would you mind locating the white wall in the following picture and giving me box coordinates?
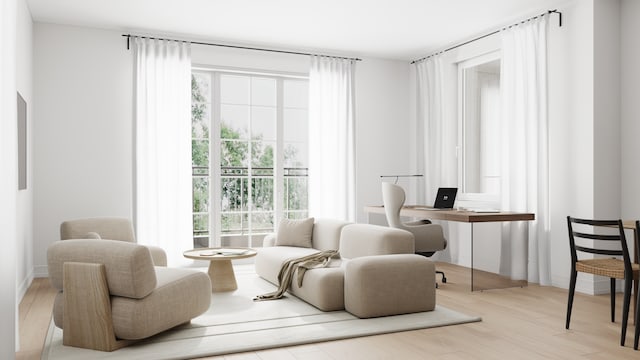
[32,23,412,274]
[621,1,640,222]
[548,0,625,295]
[593,0,623,293]
[593,0,621,220]
[548,0,597,293]
[16,0,34,303]
[1,0,18,356]
[33,24,134,276]
[355,58,411,223]
[192,43,309,74]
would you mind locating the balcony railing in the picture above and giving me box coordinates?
[193,166,309,177]
[191,165,308,246]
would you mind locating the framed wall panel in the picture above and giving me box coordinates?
[17,92,26,190]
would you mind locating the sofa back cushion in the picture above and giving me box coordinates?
[47,239,157,299]
[60,217,136,242]
[312,218,352,250]
[339,224,414,259]
[275,217,315,248]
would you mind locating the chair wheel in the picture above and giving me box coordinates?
[442,277,447,283]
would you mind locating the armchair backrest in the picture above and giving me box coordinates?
[47,239,157,299]
[60,217,136,242]
[381,182,406,229]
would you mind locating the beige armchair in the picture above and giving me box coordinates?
[47,239,211,351]
[60,217,167,266]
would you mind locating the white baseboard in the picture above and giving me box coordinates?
[16,270,33,302]
[553,273,624,295]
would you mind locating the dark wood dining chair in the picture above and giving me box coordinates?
[566,216,639,347]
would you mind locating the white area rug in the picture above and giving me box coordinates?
[42,266,481,360]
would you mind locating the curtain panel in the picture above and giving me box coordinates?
[416,56,446,205]
[500,16,550,285]
[134,38,193,266]
[414,56,456,264]
[308,56,356,222]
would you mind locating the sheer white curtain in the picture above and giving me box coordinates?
[415,56,456,204]
[415,55,456,264]
[308,56,356,222]
[134,38,193,267]
[416,56,443,204]
[500,16,550,285]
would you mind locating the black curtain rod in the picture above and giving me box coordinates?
[411,9,562,64]
[380,175,423,178]
[122,34,362,62]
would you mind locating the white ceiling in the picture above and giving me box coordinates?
[26,0,568,61]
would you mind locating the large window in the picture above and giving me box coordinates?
[191,70,309,248]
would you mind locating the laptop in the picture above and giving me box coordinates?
[433,187,458,209]
[412,187,458,210]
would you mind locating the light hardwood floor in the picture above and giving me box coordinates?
[17,262,640,360]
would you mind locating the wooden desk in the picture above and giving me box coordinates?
[364,205,535,223]
[364,205,535,291]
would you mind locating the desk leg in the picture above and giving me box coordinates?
[470,221,528,292]
[470,223,474,291]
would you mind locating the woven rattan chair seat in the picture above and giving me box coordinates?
[575,258,639,279]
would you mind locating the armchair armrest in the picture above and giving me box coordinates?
[47,239,157,298]
[62,262,132,351]
[146,245,167,266]
[339,224,414,259]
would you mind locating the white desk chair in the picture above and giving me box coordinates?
[381,182,447,285]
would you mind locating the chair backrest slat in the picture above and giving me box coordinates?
[574,246,623,257]
[567,216,632,274]
[571,232,622,242]
[571,218,619,227]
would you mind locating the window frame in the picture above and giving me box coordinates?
[191,65,309,248]
[456,51,502,206]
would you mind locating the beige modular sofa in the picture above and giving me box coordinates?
[255,219,436,318]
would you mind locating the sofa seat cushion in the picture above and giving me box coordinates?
[255,246,321,285]
[255,246,345,311]
[289,266,345,311]
[111,267,211,340]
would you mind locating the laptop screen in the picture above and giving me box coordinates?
[433,187,458,209]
